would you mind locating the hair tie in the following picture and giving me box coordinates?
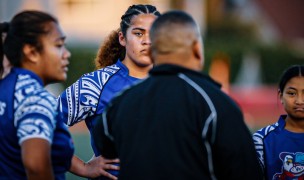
[0,22,10,32]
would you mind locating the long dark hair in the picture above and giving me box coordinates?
[0,10,57,77]
[94,4,161,69]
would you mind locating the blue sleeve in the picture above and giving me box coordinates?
[58,72,102,126]
[253,130,266,171]
[14,76,56,145]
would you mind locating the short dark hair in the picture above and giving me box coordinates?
[150,10,200,55]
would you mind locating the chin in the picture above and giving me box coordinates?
[138,60,153,67]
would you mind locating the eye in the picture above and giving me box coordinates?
[134,32,143,37]
[56,43,65,48]
[286,91,296,96]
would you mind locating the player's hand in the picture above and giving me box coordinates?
[85,155,120,179]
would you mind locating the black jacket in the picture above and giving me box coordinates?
[93,64,263,180]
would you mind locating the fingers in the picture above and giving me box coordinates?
[102,171,118,180]
[103,163,120,170]
[100,164,119,180]
[102,157,120,163]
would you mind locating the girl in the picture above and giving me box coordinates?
[0,11,74,179]
[58,4,161,179]
[253,65,304,179]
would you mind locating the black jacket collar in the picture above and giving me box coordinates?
[149,64,221,88]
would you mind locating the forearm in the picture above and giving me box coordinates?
[26,168,54,180]
[69,155,87,177]
[69,154,119,179]
[22,139,54,180]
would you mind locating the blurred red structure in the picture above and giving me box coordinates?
[229,85,285,130]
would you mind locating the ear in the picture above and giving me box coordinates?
[193,41,202,60]
[118,31,126,47]
[193,40,204,70]
[147,47,155,64]
[23,44,40,63]
[278,89,283,104]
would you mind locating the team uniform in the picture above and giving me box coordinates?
[58,60,139,178]
[94,64,263,180]
[253,115,304,179]
[58,60,139,154]
[0,68,74,179]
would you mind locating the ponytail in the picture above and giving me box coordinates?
[94,29,125,69]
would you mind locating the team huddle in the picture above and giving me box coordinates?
[0,3,304,180]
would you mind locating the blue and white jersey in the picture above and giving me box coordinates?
[253,115,304,180]
[0,68,74,180]
[58,60,139,155]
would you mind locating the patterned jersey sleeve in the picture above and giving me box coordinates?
[14,74,56,145]
[253,130,266,171]
[252,123,278,173]
[58,71,103,126]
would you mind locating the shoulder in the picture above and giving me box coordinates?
[79,64,122,86]
[83,64,121,78]
[14,73,57,119]
[253,121,280,141]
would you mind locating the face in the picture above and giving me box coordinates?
[119,14,157,68]
[280,76,304,121]
[39,22,70,84]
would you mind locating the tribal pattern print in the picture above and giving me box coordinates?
[253,122,279,169]
[58,64,120,126]
[14,74,56,144]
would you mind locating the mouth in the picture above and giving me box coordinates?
[62,66,69,73]
[141,49,149,55]
[294,107,304,112]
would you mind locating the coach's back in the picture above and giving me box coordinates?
[93,10,263,180]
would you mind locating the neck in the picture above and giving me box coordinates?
[122,59,152,79]
[154,53,202,72]
[21,63,46,85]
[285,116,304,133]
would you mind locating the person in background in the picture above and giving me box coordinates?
[1,33,11,79]
[58,4,161,179]
[0,10,74,179]
[253,65,304,179]
[93,10,263,180]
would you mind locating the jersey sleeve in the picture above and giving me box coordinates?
[14,75,56,145]
[253,124,277,173]
[57,72,102,126]
[253,130,266,171]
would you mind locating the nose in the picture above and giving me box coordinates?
[295,93,304,104]
[63,47,71,60]
[142,35,151,45]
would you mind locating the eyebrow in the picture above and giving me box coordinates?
[131,27,146,31]
[55,36,66,42]
[286,87,297,91]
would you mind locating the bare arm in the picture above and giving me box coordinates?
[21,138,54,180]
[69,154,119,179]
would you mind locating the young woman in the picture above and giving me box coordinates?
[58,4,161,179]
[253,65,304,179]
[0,11,74,179]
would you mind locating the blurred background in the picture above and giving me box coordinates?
[1,0,304,179]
